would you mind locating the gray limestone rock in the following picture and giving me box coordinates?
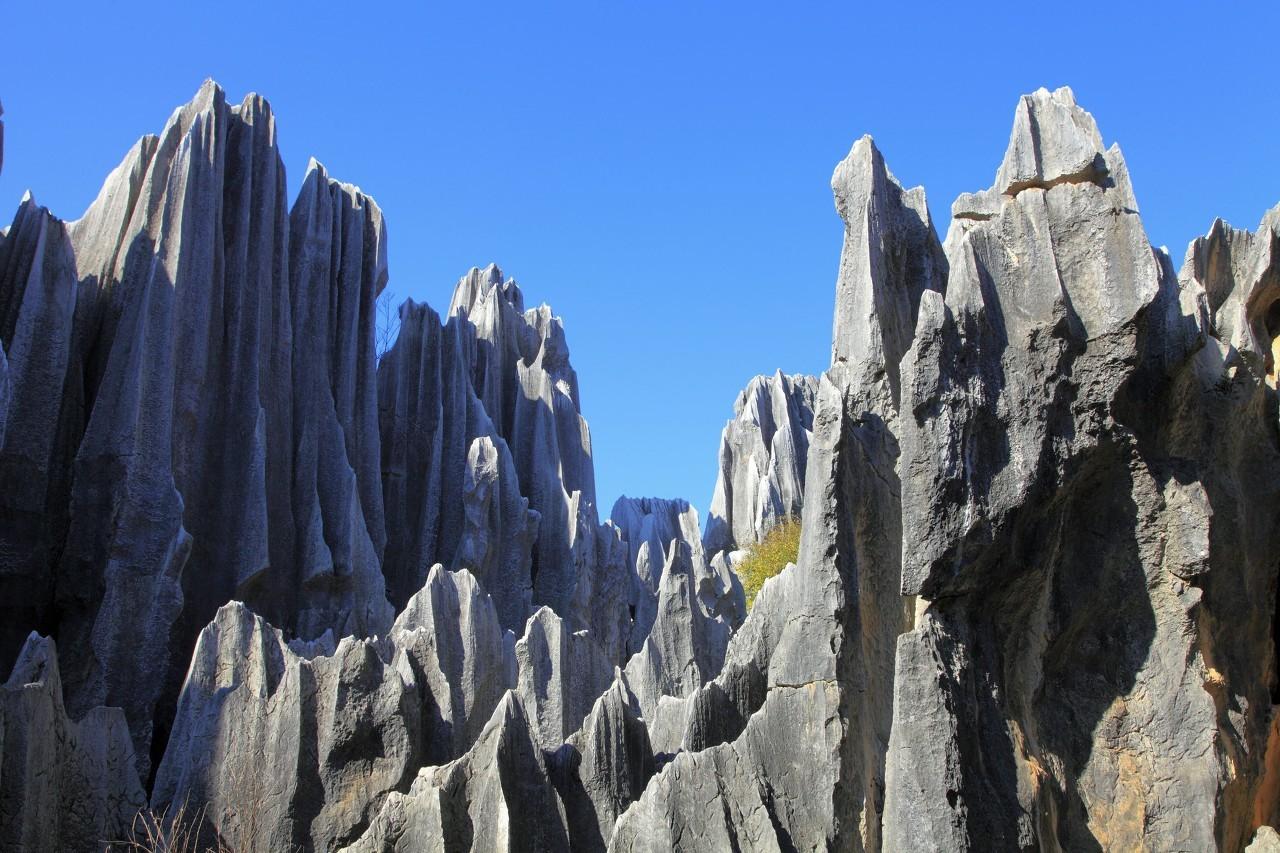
[3,77,1280,853]
[1250,827,1280,853]
[378,271,631,665]
[702,371,818,560]
[612,362,910,851]
[0,82,394,783]
[830,135,946,407]
[0,633,145,853]
[548,680,655,853]
[610,495,744,654]
[288,158,395,641]
[343,692,570,853]
[153,566,514,852]
[377,296,539,630]
[0,195,80,667]
[619,533,740,743]
[884,86,1280,852]
[515,606,615,751]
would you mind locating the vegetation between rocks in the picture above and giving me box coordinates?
[736,518,801,609]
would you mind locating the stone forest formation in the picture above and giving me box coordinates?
[0,82,1278,852]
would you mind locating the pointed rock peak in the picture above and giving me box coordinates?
[448,263,522,316]
[520,605,559,639]
[166,78,226,130]
[233,90,276,124]
[994,85,1108,197]
[828,131,944,397]
[301,156,375,204]
[6,631,59,689]
[831,134,899,220]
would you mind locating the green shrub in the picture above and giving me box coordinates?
[735,518,801,609]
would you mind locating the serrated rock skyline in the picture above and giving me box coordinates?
[1,81,1278,851]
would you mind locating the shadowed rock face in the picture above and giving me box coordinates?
[0,83,396,783]
[0,633,145,853]
[3,81,1280,853]
[378,269,634,666]
[886,88,1280,852]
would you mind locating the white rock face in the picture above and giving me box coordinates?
[703,371,818,558]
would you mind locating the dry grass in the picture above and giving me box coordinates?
[735,518,801,609]
[103,799,230,853]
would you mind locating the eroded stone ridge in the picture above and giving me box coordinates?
[1,81,1278,853]
[703,371,818,562]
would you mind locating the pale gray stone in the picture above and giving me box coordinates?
[830,134,945,406]
[344,692,569,853]
[379,270,631,664]
[884,86,1280,852]
[515,606,614,751]
[548,680,655,853]
[703,371,817,559]
[1249,826,1280,853]
[153,566,515,851]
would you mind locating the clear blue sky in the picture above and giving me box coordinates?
[4,2,1278,521]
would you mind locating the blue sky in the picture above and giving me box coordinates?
[4,2,1278,521]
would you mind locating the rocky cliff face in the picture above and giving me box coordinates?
[703,371,818,561]
[1,81,1278,852]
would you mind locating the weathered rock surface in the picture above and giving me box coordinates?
[548,680,655,853]
[0,82,395,785]
[1,633,145,853]
[885,87,1280,852]
[343,692,570,853]
[378,271,632,666]
[610,495,743,653]
[702,371,818,560]
[3,79,1279,853]
[515,606,615,751]
[152,566,514,851]
[0,195,79,667]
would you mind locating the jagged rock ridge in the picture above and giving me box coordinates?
[1,81,1278,853]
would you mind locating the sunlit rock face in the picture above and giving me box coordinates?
[2,81,1279,853]
[703,370,819,560]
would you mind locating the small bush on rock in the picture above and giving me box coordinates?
[735,518,801,609]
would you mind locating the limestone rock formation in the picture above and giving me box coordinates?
[0,82,395,783]
[152,566,514,852]
[2,79,1280,853]
[0,195,79,667]
[378,271,632,666]
[344,692,570,853]
[610,495,744,653]
[886,87,1280,851]
[548,680,655,852]
[702,371,818,560]
[0,633,145,853]
[515,606,615,751]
